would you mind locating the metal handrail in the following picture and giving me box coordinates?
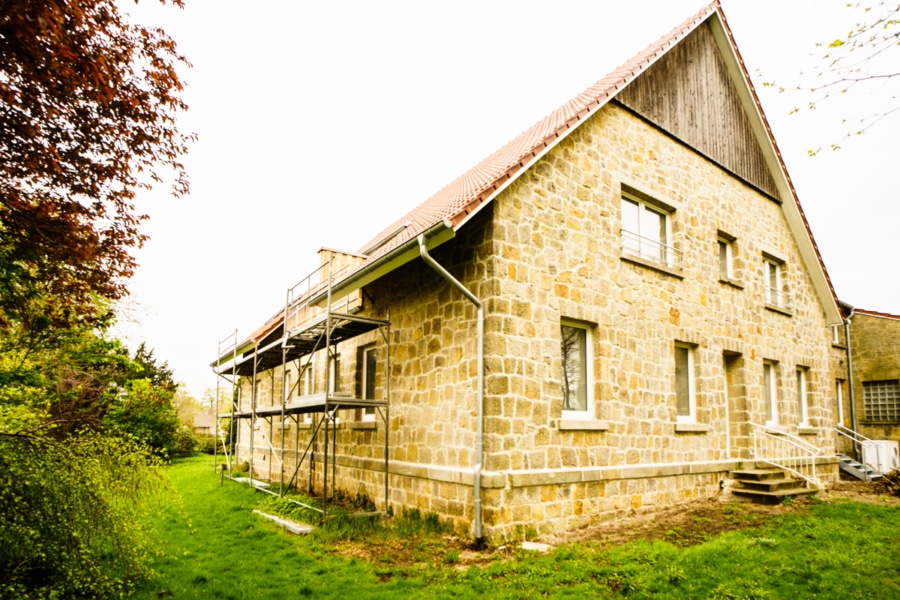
[835,424,883,471]
[620,230,683,269]
[765,287,792,311]
[751,424,821,487]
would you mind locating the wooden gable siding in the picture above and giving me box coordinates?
[617,22,779,199]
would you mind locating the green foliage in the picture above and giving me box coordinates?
[0,426,166,599]
[104,379,181,459]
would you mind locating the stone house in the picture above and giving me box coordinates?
[215,1,846,541]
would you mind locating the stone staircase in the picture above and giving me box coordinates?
[731,466,818,503]
[836,453,883,482]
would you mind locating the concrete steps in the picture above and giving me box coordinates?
[731,467,817,503]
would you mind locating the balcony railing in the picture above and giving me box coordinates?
[765,286,791,311]
[621,230,683,270]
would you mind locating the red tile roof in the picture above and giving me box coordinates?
[854,308,900,320]
[357,1,718,262]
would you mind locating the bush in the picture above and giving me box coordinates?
[0,424,166,599]
[195,433,217,454]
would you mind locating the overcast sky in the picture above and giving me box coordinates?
[114,1,900,398]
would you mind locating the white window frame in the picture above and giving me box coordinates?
[621,192,675,268]
[763,255,788,309]
[674,343,696,423]
[717,232,735,280]
[764,361,779,426]
[283,369,292,403]
[361,344,377,422]
[797,367,809,427]
[328,353,340,394]
[835,379,845,425]
[560,321,593,420]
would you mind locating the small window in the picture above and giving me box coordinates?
[283,369,293,403]
[835,380,845,425]
[764,361,779,426]
[361,344,377,421]
[717,231,736,280]
[560,322,592,419]
[675,343,696,422]
[328,354,341,394]
[621,192,678,268]
[796,368,809,426]
[863,380,900,422]
[763,256,789,310]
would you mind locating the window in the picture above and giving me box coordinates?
[621,192,677,268]
[283,369,292,403]
[361,345,377,421]
[717,231,736,280]
[796,368,809,426]
[560,322,591,419]
[764,361,778,426]
[763,256,789,310]
[328,353,341,394]
[863,380,900,422]
[675,344,696,422]
[835,380,845,424]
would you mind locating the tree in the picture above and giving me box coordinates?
[0,0,193,345]
[768,2,900,153]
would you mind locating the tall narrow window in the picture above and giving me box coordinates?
[675,344,696,422]
[621,192,675,267]
[283,369,292,403]
[835,380,845,425]
[561,322,591,418]
[763,256,788,309]
[797,368,809,426]
[362,345,377,421]
[717,232,735,280]
[764,361,778,426]
[328,354,341,394]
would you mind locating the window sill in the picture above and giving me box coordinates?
[560,419,609,432]
[764,303,792,316]
[763,425,788,435]
[675,422,709,433]
[798,426,817,436]
[347,421,376,430]
[620,254,684,279]
[718,277,744,290]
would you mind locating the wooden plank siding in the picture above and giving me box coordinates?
[618,22,779,199]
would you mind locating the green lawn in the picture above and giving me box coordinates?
[132,456,900,599]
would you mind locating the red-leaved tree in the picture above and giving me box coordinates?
[0,0,192,349]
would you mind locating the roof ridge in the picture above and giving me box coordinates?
[356,1,718,260]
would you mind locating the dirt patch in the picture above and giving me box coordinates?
[325,479,900,568]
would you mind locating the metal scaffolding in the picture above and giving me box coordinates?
[212,253,391,520]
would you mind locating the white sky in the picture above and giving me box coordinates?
[114,1,900,398]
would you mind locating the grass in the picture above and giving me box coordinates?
[132,456,900,599]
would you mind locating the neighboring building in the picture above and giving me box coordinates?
[193,408,216,435]
[844,310,900,443]
[215,1,846,541]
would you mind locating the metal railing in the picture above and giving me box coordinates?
[835,424,883,470]
[764,286,791,311]
[751,424,821,487]
[620,230,683,270]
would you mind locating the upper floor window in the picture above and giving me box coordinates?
[674,343,696,423]
[763,254,790,311]
[717,231,737,281]
[561,321,592,419]
[863,380,900,422]
[620,190,680,269]
[328,353,341,394]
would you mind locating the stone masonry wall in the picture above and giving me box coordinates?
[232,101,840,541]
[849,312,900,442]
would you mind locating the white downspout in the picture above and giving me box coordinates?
[417,232,485,545]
